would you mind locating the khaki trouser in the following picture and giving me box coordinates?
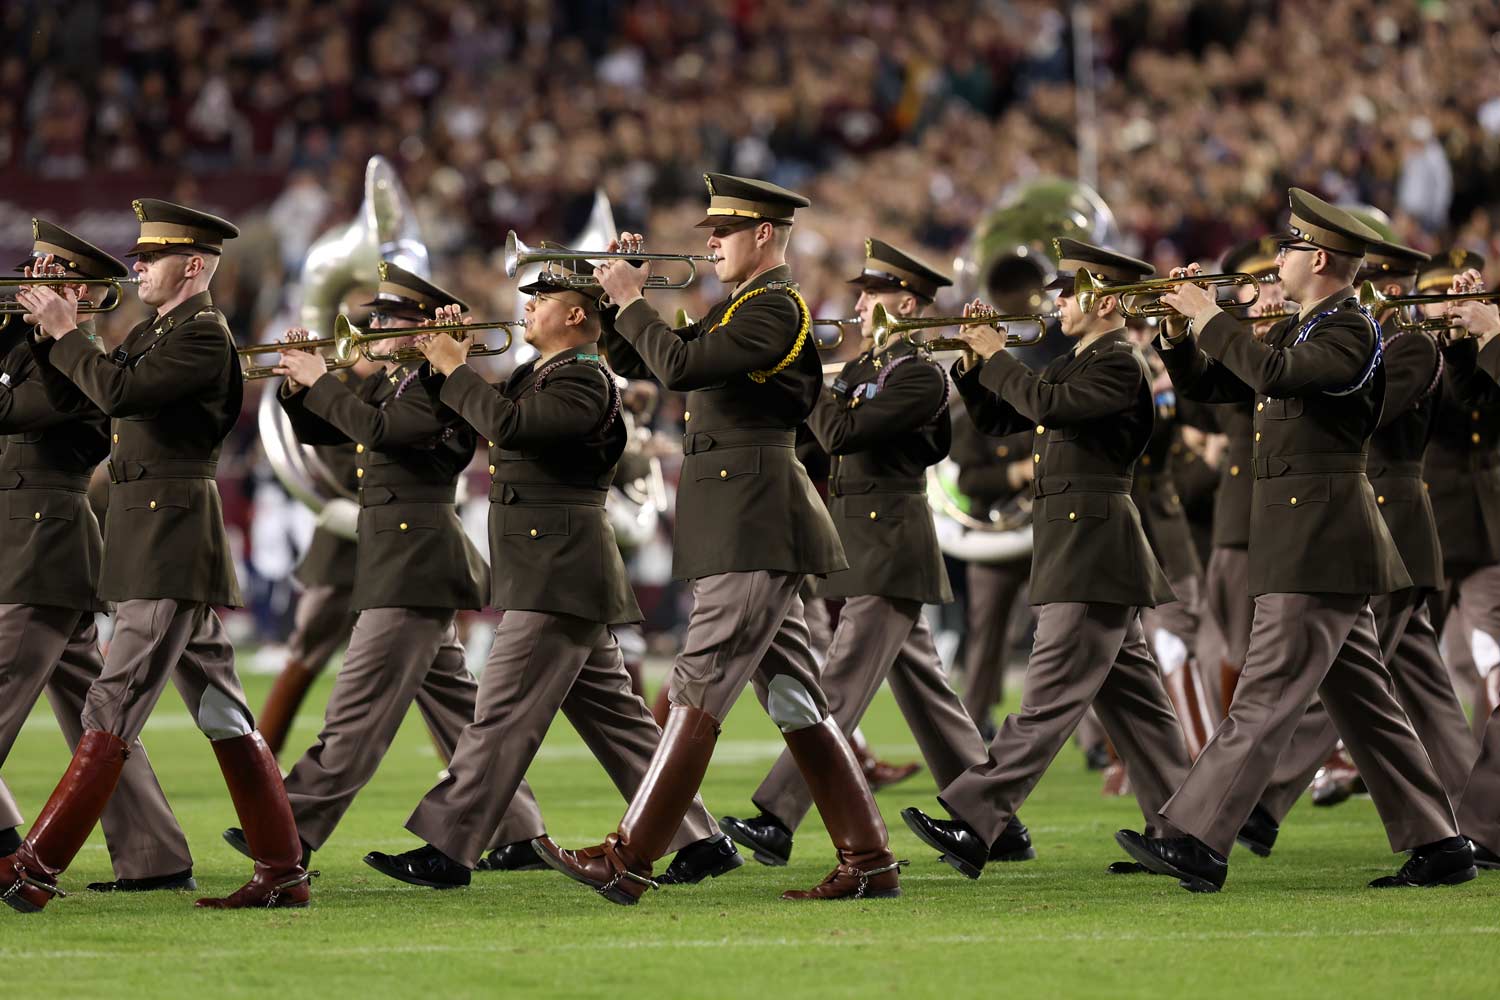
[667,571,828,726]
[962,561,1030,727]
[0,603,194,879]
[1161,593,1458,856]
[1457,703,1500,855]
[282,607,542,851]
[408,611,716,866]
[1203,546,1253,669]
[753,595,987,829]
[1440,564,1500,735]
[286,584,358,674]
[1257,589,1478,822]
[940,603,1192,844]
[801,578,834,666]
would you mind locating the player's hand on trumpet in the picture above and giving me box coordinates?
[417,304,474,376]
[1158,263,1217,337]
[274,328,329,388]
[954,298,1005,367]
[596,231,650,309]
[15,254,83,340]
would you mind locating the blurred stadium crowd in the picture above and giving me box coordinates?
[3,0,1500,646]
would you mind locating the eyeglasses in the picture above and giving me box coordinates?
[1275,242,1319,256]
[134,250,189,266]
[709,221,756,240]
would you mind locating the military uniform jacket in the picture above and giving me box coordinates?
[955,329,1174,607]
[293,407,362,590]
[0,325,107,611]
[1367,323,1444,590]
[808,339,952,605]
[1179,400,1254,549]
[950,416,1032,516]
[1160,289,1410,597]
[1423,337,1500,573]
[38,291,243,606]
[1131,382,1203,582]
[1480,338,1500,385]
[603,264,846,581]
[280,362,486,613]
[441,345,641,625]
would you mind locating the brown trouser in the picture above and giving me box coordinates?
[286,583,358,674]
[801,577,834,666]
[1258,589,1478,822]
[0,603,192,879]
[1439,564,1500,735]
[753,595,986,829]
[940,603,1192,844]
[1161,593,1458,856]
[667,571,827,727]
[1203,546,1253,669]
[408,611,716,866]
[282,607,542,851]
[1457,703,1500,854]
[962,560,1030,727]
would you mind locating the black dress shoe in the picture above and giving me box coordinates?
[475,841,548,872]
[1083,746,1112,771]
[364,845,471,889]
[1114,829,1228,893]
[1106,860,1155,874]
[85,868,198,892]
[656,834,745,885]
[0,826,20,856]
[1470,839,1500,870]
[718,813,792,867]
[988,816,1037,862]
[901,807,987,879]
[223,826,312,870]
[978,719,999,744]
[1235,804,1279,858]
[1369,838,1476,888]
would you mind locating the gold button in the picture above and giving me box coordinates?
[719,469,728,478]
[1036,425,1045,434]
[356,468,365,478]
[1141,455,1152,466]
[399,522,408,531]
[1254,432,1261,442]
[33,512,41,521]
[1289,496,1297,505]
[1172,494,1180,504]
[1473,433,1482,444]
[529,528,538,537]
[869,511,878,520]
[112,433,119,443]
[1257,402,1264,412]
[1230,465,1240,476]
[1033,453,1040,463]
[488,440,496,447]
[488,465,496,475]
[1377,495,1386,505]
[356,443,365,454]
[149,500,157,510]
[1473,410,1481,421]
[684,411,691,421]
[996,446,1008,457]
[1068,511,1077,521]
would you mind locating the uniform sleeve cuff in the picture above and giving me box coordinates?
[613,298,661,340]
[303,373,349,416]
[439,363,486,408]
[976,350,1022,394]
[45,328,92,375]
[1196,309,1243,356]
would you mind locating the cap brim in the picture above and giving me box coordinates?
[124,241,221,258]
[357,296,429,317]
[846,273,904,292]
[694,213,782,229]
[517,279,601,304]
[1042,270,1075,292]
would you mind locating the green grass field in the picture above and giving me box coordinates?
[2,666,1496,999]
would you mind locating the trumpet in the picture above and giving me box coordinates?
[0,276,141,329]
[505,232,718,293]
[332,314,520,363]
[869,302,1052,351]
[1076,269,1262,317]
[812,317,860,350]
[1358,282,1500,331]
[238,336,353,381]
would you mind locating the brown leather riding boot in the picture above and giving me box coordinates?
[779,718,902,900]
[258,659,316,758]
[534,705,719,905]
[650,684,672,729]
[2,730,128,913]
[1219,660,1241,720]
[1163,658,1209,758]
[196,732,311,909]
[850,728,922,791]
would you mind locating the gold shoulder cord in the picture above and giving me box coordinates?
[708,285,811,384]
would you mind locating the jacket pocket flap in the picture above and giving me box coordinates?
[504,508,570,538]
[1045,494,1110,521]
[1262,397,1304,419]
[8,496,75,522]
[1264,476,1330,507]
[124,482,192,511]
[845,495,906,521]
[696,449,761,481]
[374,507,440,533]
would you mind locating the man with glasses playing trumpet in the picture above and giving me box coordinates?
[901,238,1195,880]
[234,262,549,874]
[1115,188,1473,892]
[364,256,735,890]
[0,220,195,897]
[720,239,1015,869]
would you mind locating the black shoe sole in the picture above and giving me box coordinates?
[659,850,747,885]
[474,858,547,872]
[530,839,638,906]
[1369,865,1478,889]
[85,877,198,893]
[361,854,468,889]
[1114,832,1222,893]
[988,846,1037,863]
[222,828,252,860]
[717,818,790,867]
[1235,834,1274,858]
[900,809,985,880]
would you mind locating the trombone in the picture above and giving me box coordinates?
[869,302,1052,352]
[1358,281,1500,332]
[1075,269,1262,318]
[332,313,520,363]
[0,275,140,329]
[239,336,353,381]
[505,232,719,291]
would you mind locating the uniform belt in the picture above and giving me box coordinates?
[683,428,795,455]
[0,470,92,492]
[108,459,217,483]
[1034,474,1132,497]
[829,477,924,496]
[1252,453,1366,479]
[491,483,607,506]
[358,483,456,505]
[1367,460,1423,480]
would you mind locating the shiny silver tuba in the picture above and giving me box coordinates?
[257,155,430,540]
